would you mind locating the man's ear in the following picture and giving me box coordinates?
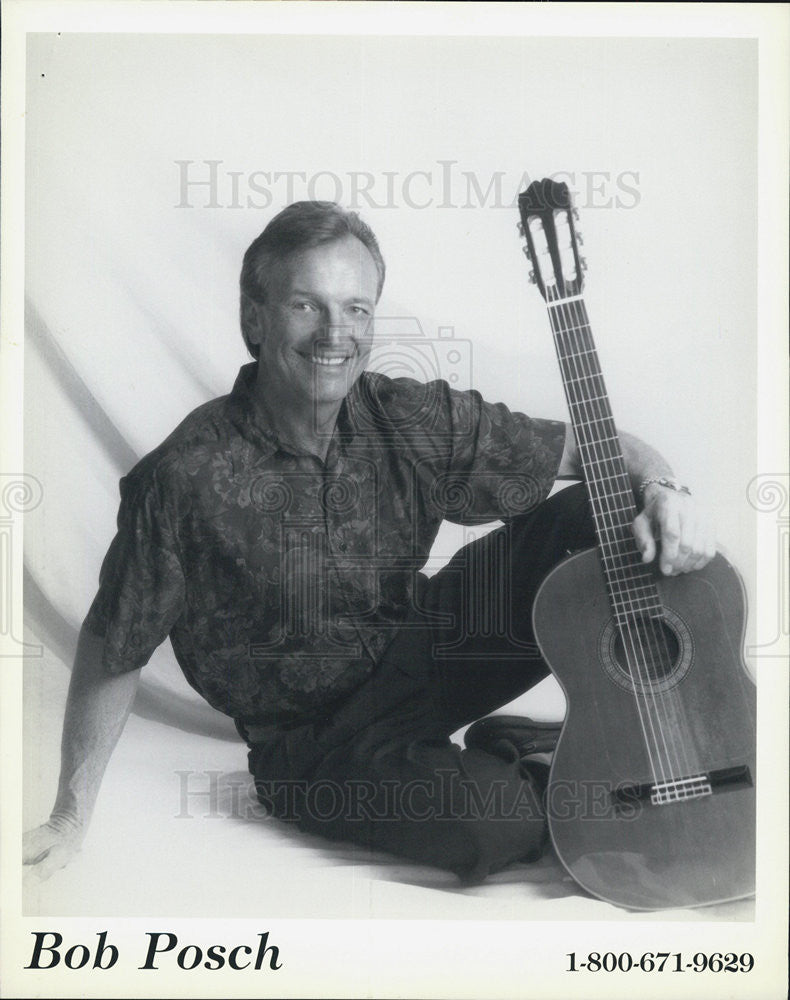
[241,294,264,348]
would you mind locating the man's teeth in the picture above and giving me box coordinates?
[311,355,348,366]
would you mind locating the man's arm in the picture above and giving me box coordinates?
[557,422,716,576]
[23,625,140,880]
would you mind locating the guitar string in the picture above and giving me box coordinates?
[567,295,702,790]
[553,291,689,790]
[553,287,698,790]
[551,292,677,788]
[528,199,702,795]
[554,288,698,791]
[559,291,697,791]
[544,285,667,789]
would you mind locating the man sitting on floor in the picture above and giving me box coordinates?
[23,201,714,883]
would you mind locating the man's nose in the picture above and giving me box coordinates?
[321,310,354,344]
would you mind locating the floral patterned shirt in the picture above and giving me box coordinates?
[84,363,566,723]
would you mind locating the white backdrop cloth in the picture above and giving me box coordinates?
[23,32,757,921]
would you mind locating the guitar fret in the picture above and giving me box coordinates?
[602,561,651,580]
[586,487,634,502]
[581,469,630,487]
[581,460,629,481]
[614,601,663,619]
[578,433,620,447]
[581,457,627,476]
[603,568,651,586]
[604,569,654,591]
[595,521,639,536]
[612,597,663,615]
[606,580,658,597]
[614,597,663,611]
[614,604,663,619]
[609,588,661,602]
[583,467,626,484]
[592,510,637,526]
[601,560,644,578]
[559,349,600,365]
[592,514,638,533]
[555,328,595,342]
[614,605,663,622]
[578,441,622,456]
[591,519,639,539]
[555,343,598,358]
[599,550,649,567]
[573,415,616,429]
[600,550,643,566]
[598,544,644,564]
[564,378,606,392]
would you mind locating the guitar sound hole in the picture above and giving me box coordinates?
[613,618,679,681]
[598,609,693,694]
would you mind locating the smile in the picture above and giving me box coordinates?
[303,350,354,367]
[312,356,349,366]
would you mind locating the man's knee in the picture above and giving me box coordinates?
[509,481,596,568]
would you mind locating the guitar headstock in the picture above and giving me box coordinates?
[517,178,586,302]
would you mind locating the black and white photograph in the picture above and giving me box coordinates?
[1,2,787,998]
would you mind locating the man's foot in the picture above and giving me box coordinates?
[464,714,563,761]
[464,715,564,795]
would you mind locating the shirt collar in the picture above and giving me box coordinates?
[226,362,365,459]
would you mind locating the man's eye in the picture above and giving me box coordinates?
[292,302,315,312]
[349,305,370,317]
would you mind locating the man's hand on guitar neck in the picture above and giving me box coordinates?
[557,423,716,577]
[633,482,716,576]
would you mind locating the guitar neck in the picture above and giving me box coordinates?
[547,293,661,624]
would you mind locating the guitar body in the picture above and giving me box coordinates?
[533,547,756,910]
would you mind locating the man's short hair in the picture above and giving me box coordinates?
[239,201,386,360]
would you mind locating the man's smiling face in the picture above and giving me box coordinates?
[249,234,379,409]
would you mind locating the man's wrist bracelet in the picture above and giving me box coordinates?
[638,476,692,501]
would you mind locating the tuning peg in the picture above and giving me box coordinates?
[517,221,525,236]
[528,269,537,284]
[572,208,580,221]
[580,257,588,271]
[521,244,532,261]
[576,232,584,245]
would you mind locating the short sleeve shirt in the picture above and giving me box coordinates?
[84,363,565,723]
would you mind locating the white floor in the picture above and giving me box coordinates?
[23,644,754,923]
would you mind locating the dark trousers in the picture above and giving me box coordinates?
[245,483,596,882]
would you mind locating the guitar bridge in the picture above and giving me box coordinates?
[651,774,712,805]
[613,765,752,809]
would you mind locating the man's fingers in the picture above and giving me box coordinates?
[658,506,681,575]
[685,521,717,572]
[23,823,81,879]
[636,489,717,576]
[24,842,78,882]
[22,827,55,865]
[632,511,656,563]
[24,846,52,866]
[25,850,63,882]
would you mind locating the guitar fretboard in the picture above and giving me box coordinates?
[546,294,661,626]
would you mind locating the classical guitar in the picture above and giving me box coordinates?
[518,178,756,910]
